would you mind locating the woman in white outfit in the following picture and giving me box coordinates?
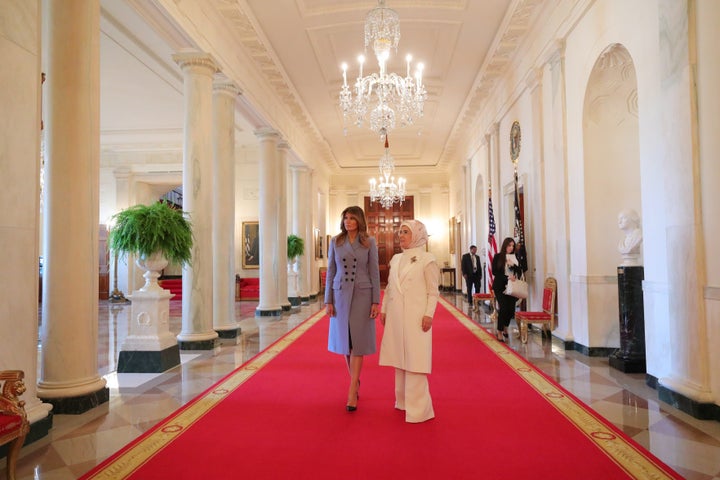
[379,220,440,423]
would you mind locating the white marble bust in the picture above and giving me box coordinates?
[617,209,642,266]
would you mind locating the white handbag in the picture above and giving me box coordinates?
[505,278,528,299]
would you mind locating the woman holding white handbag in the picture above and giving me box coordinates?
[492,237,524,342]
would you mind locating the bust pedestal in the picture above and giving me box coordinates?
[609,266,646,373]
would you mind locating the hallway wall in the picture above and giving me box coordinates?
[451,0,719,410]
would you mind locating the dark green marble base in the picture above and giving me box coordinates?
[611,266,646,373]
[216,327,241,340]
[178,338,220,350]
[256,308,282,317]
[118,345,180,373]
[572,342,615,357]
[40,387,109,414]
[289,297,301,306]
[609,354,646,373]
[282,304,291,311]
[658,385,720,421]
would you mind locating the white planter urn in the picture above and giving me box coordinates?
[136,252,168,293]
[287,259,299,297]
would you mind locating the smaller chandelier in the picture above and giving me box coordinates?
[369,136,406,209]
[340,0,426,139]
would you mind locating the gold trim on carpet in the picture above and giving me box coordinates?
[85,309,327,479]
[440,298,675,480]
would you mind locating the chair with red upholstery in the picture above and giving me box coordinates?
[472,291,495,323]
[0,370,29,480]
[515,277,557,344]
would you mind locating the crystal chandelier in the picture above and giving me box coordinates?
[339,0,426,139]
[369,136,406,209]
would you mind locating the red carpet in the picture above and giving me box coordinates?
[82,299,681,479]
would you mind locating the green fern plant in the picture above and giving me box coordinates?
[287,234,305,261]
[109,201,193,266]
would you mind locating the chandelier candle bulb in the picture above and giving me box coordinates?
[342,63,348,86]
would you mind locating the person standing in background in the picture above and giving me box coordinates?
[324,206,380,412]
[461,245,483,310]
[492,237,521,342]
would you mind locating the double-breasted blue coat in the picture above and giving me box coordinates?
[324,235,381,355]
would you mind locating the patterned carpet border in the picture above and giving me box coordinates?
[440,298,676,480]
[84,309,327,479]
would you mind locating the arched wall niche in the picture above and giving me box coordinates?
[581,43,641,347]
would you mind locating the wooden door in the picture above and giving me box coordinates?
[365,197,414,285]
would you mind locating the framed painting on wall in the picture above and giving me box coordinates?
[242,221,259,269]
[449,217,456,254]
[314,228,323,259]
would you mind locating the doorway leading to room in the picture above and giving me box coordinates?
[364,196,414,285]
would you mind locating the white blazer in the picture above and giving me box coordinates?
[379,248,440,374]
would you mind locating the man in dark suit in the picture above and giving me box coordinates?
[461,245,483,309]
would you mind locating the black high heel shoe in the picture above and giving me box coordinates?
[346,393,358,412]
[346,381,359,412]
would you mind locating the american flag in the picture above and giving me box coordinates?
[514,171,528,272]
[487,194,498,290]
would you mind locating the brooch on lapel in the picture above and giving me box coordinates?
[411,256,417,263]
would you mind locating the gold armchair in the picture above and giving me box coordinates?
[515,277,557,344]
[0,370,29,480]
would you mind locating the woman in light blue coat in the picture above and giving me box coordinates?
[324,206,380,412]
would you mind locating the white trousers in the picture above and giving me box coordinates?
[394,368,434,423]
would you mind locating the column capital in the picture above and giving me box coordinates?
[254,127,280,141]
[172,52,218,74]
[277,141,291,151]
[213,79,241,98]
[113,167,132,180]
[545,39,566,68]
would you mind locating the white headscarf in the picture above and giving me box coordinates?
[400,219,428,250]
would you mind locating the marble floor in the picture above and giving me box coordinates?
[4,294,720,479]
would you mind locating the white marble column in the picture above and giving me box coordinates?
[38,0,108,412]
[212,79,241,339]
[293,167,312,301]
[524,67,544,290]
[255,128,282,316]
[656,0,713,407]
[111,167,132,298]
[543,42,573,342]
[288,167,302,304]
[276,141,291,311]
[173,52,219,348]
[0,0,52,426]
